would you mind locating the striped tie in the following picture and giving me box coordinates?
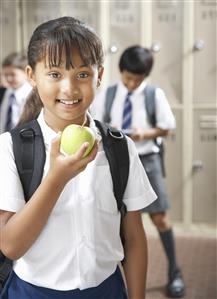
[5,93,16,131]
[122,92,132,130]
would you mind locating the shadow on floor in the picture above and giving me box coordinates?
[146,234,217,299]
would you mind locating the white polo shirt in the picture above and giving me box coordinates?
[0,111,156,290]
[91,80,176,155]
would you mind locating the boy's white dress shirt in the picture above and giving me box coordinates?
[0,110,156,290]
[91,80,176,155]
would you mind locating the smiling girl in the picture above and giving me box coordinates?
[0,17,156,299]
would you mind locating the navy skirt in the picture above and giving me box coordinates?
[139,153,170,214]
[0,267,128,299]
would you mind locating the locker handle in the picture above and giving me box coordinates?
[192,160,203,172]
[151,42,161,53]
[109,45,118,54]
[193,40,205,51]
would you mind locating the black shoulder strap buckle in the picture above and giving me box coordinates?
[20,127,35,139]
[108,127,124,140]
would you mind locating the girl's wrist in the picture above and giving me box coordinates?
[44,171,66,191]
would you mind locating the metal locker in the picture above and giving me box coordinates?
[193,0,217,103]
[192,109,217,224]
[151,0,184,105]
[165,109,183,221]
[21,1,61,50]
[108,1,142,84]
[0,0,20,63]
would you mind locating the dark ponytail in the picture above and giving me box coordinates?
[17,89,43,125]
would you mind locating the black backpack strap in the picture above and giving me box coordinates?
[10,119,46,201]
[144,84,166,177]
[144,84,156,127]
[94,120,129,217]
[0,120,45,289]
[0,87,6,109]
[103,85,117,124]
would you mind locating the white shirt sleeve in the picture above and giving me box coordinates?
[90,89,107,121]
[155,88,176,130]
[123,137,157,211]
[0,132,25,212]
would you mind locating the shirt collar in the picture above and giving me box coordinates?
[118,79,148,97]
[37,109,101,147]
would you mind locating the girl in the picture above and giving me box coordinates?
[0,17,156,299]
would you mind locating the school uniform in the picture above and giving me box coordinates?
[0,110,156,298]
[0,82,32,134]
[91,80,176,214]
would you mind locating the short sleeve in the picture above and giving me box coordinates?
[123,137,157,211]
[155,88,176,130]
[0,132,25,212]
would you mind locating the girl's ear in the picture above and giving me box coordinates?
[97,66,104,88]
[26,65,36,88]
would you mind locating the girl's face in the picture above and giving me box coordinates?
[27,48,103,131]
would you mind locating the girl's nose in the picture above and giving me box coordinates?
[61,78,79,96]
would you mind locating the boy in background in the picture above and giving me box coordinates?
[0,52,32,133]
[91,45,185,298]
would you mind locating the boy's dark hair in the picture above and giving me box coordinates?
[18,16,104,125]
[2,52,28,70]
[119,45,153,76]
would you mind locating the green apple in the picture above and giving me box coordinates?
[60,124,95,157]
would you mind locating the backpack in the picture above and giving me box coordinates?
[0,119,129,291]
[0,87,6,109]
[103,84,165,177]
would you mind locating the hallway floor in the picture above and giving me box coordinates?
[146,232,217,299]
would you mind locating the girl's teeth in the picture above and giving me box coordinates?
[61,100,79,105]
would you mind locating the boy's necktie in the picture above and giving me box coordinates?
[122,92,132,130]
[5,92,16,131]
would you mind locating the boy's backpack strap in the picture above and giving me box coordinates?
[144,84,166,177]
[0,87,6,107]
[94,119,129,217]
[10,120,46,201]
[144,84,156,127]
[103,85,117,124]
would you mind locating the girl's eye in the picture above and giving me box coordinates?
[77,72,89,79]
[48,72,61,79]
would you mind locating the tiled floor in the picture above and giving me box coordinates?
[146,233,217,299]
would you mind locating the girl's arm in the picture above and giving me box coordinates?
[0,135,98,260]
[122,211,148,299]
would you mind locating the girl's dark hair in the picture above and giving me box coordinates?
[18,16,104,125]
[119,45,153,76]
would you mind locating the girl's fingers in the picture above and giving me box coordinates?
[86,141,98,161]
[73,142,90,160]
[70,141,98,165]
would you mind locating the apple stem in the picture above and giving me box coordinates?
[81,115,87,128]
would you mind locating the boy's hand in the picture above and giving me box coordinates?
[130,128,145,141]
